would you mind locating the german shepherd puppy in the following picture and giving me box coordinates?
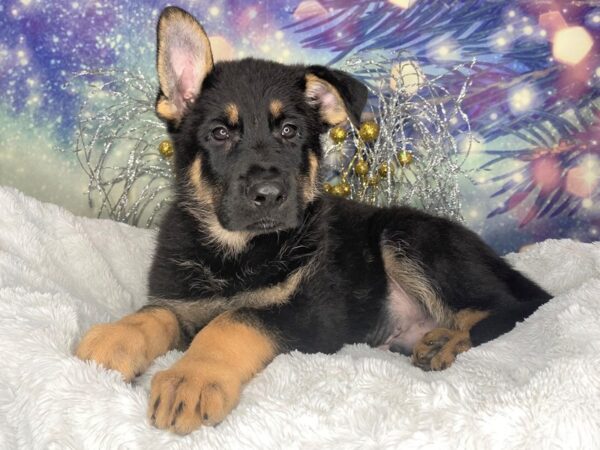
[76,6,552,434]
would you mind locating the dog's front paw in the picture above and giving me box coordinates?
[149,359,241,434]
[75,322,149,382]
[412,328,471,371]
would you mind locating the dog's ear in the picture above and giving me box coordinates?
[305,66,368,127]
[155,6,214,125]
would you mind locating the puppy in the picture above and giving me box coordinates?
[76,6,552,434]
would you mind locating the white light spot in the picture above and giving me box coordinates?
[509,86,537,113]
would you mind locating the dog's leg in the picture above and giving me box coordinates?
[412,299,547,371]
[411,309,489,371]
[148,309,277,434]
[75,307,180,381]
[469,300,545,346]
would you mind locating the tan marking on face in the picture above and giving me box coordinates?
[305,74,348,125]
[269,99,284,118]
[75,308,180,381]
[302,150,320,204]
[381,244,453,327]
[147,267,305,336]
[188,157,213,206]
[186,157,252,255]
[225,103,239,125]
[148,311,276,433]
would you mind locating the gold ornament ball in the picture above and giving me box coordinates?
[367,175,380,187]
[329,126,347,144]
[331,184,345,196]
[323,182,333,194]
[355,159,370,176]
[378,163,395,177]
[397,150,414,166]
[339,181,351,197]
[159,140,174,158]
[359,121,380,142]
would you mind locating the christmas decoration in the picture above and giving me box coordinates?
[397,151,414,167]
[292,0,600,251]
[3,0,598,254]
[70,69,173,227]
[358,121,379,143]
[158,140,174,158]
[319,54,474,221]
[354,159,370,176]
[329,126,348,144]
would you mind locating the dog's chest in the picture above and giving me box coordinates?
[380,277,437,355]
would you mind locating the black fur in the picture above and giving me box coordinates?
[147,7,551,364]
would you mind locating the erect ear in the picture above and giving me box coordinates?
[155,6,214,125]
[305,66,368,127]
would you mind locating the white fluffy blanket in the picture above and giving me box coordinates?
[0,186,599,450]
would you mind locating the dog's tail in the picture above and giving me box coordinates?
[500,264,552,305]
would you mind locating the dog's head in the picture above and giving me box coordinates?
[155,7,367,243]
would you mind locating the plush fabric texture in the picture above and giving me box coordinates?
[0,186,599,449]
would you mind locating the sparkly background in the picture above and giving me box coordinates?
[1,0,599,254]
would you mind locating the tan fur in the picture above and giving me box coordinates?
[269,99,284,118]
[185,157,253,256]
[412,308,489,371]
[225,103,239,125]
[305,74,348,125]
[147,267,305,336]
[149,311,276,433]
[302,151,320,204]
[156,97,179,122]
[75,308,180,381]
[156,8,213,122]
[381,244,453,327]
[412,327,470,370]
[454,309,490,331]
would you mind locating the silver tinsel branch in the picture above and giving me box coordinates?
[70,69,173,227]
[72,56,474,227]
[323,54,475,221]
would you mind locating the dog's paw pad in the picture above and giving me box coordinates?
[75,322,148,381]
[149,364,240,434]
[412,328,470,371]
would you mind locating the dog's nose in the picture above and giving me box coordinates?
[248,181,286,208]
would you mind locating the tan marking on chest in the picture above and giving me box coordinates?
[149,267,305,334]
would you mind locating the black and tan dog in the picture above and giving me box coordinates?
[76,6,552,434]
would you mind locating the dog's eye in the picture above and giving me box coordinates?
[212,126,230,141]
[281,124,297,139]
